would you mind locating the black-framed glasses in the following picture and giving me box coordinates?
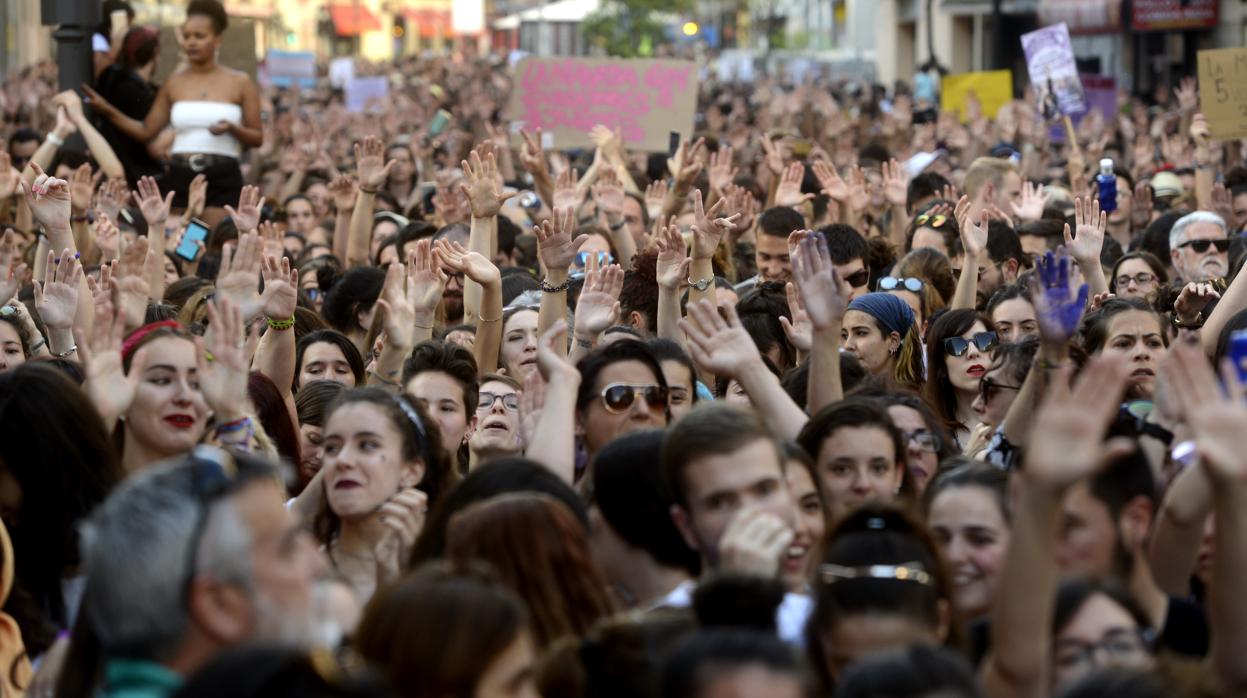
[900,429,941,453]
[843,269,870,288]
[478,391,520,412]
[1054,627,1154,675]
[944,331,998,357]
[600,383,668,414]
[1177,238,1230,253]
[914,213,948,228]
[878,276,924,293]
[180,446,245,607]
[978,376,1022,402]
[1114,272,1156,288]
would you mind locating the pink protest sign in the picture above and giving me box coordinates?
[508,57,697,152]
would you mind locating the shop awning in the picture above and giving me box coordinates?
[330,4,383,36]
[403,8,452,38]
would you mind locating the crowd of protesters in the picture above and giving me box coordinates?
[2,0,1247,696]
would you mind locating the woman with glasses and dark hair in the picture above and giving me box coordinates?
[923,309,997,449]
[574,339,670,469]
[852,389,956,496]
[1109,251,1169,306]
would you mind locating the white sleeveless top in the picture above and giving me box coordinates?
[170,101,243,158]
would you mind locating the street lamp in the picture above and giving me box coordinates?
[41,0,98,90]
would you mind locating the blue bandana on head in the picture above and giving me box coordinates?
[847,293,916,337]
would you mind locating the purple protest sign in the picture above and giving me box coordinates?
[1049,75,1116,143]
[1021,23,1087,120]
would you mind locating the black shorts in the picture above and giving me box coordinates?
[163,155,244,210]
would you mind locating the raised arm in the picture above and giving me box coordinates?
[591,167,637,269]
[535,208,587,352]
[518,129,554,209]
[328,174,358,263]
[951,196,987,311]
[1063,197,1109,299]
[654,220,690,348]
[459,149,512,323]
[680,299,809,442]
[568,261,623,364]
[347,136,394,267]
[1148,458,1213,597]
[26,107,77,177]
[54,91,125,180]
[253,255,299,402]
[982,357,1131,698]
[437,239,502,375]
[522,321,580,483]
[687,189,740,309]
[792,232,850,414]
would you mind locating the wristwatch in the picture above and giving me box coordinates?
[687,276,713,292]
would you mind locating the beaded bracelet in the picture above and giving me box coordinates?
[540,277,571,293]
[267,315,295,331]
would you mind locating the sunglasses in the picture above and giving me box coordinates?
[574,251,613,268]
[979,376,1022,402]
[943,331,998,357]
[914,213,948,228]
[600,382,668,414]
[1114,272,1156,288]
[478,391,520,412]
[1177,238,1230,253]
[843,269,870,288]
[878,276,924,293]
[900,429,941,453]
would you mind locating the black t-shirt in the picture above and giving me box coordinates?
[1158,595,1209,658]
[94,65,163,185]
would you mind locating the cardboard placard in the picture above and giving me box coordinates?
[1048,75,1116,143]
[1198,48,1247,141]
[941,70,1013,121]
[507,57,697,152]
[1020,22,1086,120]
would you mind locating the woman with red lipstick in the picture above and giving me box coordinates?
[923,309,997,450]
[316,388,451,604]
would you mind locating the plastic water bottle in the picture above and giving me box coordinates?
[1096,158,1117,213]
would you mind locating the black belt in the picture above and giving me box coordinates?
[172,153,237,172]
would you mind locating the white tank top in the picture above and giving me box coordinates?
[170,101,243,158]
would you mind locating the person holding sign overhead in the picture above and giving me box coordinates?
[84,0,262,225]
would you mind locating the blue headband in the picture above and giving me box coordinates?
[847,293,916,337]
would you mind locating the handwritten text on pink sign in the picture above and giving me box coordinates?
[516,59,696,145]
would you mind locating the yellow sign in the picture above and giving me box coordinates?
[1198,48,1247,141]
[941,70,1014,121]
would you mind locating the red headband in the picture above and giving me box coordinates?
[121,320,183,362]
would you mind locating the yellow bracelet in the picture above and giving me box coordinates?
[266,315,295,331]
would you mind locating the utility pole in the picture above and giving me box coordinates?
[42,0,97,91]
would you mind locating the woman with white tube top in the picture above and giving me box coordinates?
[84,0,262,226]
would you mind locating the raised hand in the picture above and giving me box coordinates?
[812,160,848,202]
[1175,76,1199,113]
[20,163,72,233]
[758,133,785,176]
[406,239,447,319]
[68,163,96,215]
[186,174,208,221]
[679,299,763,379]
[94,177,128,225]
[689,189,739,260]
[846,164,869,213]
[669,137,706,190]
[1132,180,1153,230]
[708,144,738,194]
[535,207,587,272]
[1173,281,1221,323]
[1011,180,1050,222]
[1064,196,1106,262]
[459,149,513,219]
[519,128,550,180]
[722,184,758,242]
[259,254,298,321]
[374,488,427,587]
[1165,340,1247,484]
[1211,182,1239,233]
[94,213,121,261]
[434,238,500,286]
[79,286,143,426]
[112,236,151,329]
[374,258,418,350]
[573,262,623,340]
[257,220,284,260]
[216,232,264,320]
[1024,356,1132,492]
[196,297,251,422]
[774,162,814,208]
[881,158,909,208]
[224,184,265,233]
[644,178,668,221]
[954,195,989,259]
[536,320,578,384]
[33,248,82,330]
[131,175,175,230]
[0,230,28,303]
[788,231,850,332]
[654,220,690,291]
[781,282,813,353]
[354,135,395,192]
[0,153,19,200]
[328,174,358,213]
[1031,248,1089,349]
[552,167,580,211]
[589,124,625,163]
[591,166,626,220]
